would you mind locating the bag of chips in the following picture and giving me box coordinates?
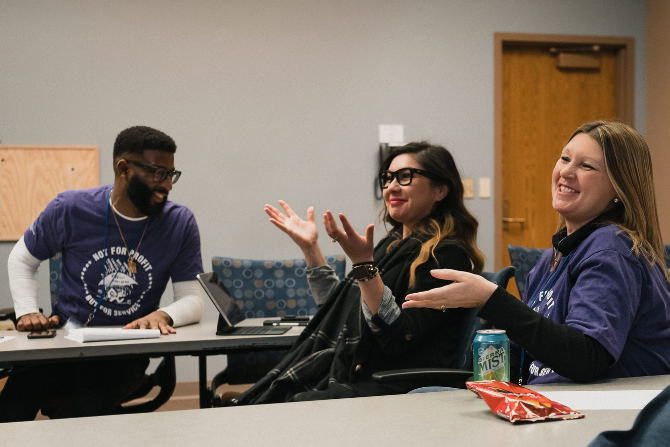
[466,380,584,423]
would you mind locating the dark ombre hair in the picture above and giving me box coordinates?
[380,141,485,287]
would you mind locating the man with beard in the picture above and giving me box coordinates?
[0,126,204,421]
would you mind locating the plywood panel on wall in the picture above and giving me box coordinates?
[0,146,99,241]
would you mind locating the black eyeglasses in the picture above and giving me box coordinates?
[379,167,438,189]
[126,159,181,184]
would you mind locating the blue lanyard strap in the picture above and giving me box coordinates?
[518,250,573,384]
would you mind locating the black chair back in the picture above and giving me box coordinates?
[453,267,516,370]
[507,245,547,298]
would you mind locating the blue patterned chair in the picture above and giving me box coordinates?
[48,254,177,414]
[49,254,64,306]
[209,254,347,406]
[371,266,516,389]
[507,245,548,300]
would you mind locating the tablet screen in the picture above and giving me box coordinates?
[197,272,244,326]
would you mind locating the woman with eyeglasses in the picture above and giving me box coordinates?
[232,142,484,405]
[404,121,670,385]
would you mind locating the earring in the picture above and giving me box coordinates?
[614,198,620,203]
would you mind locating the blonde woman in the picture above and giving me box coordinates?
[233,142,484,404]
[404,121,670,385]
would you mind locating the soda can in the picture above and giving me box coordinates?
[473,329,510,382]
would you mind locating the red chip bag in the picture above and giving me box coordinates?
[466,380,584,423]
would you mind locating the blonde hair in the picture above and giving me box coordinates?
[379,142,485,288]
[558,121,670,283]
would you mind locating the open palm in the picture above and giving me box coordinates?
[323,210,374,265]
[265,200,319,248]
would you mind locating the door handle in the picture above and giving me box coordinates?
[502,199,525,225]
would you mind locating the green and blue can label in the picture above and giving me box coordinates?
[473,329,510,382]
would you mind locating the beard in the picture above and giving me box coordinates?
[127,174,168,217]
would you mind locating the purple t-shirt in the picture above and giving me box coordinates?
[524,225,670,384]
[24,185,203,326]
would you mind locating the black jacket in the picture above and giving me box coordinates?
[235,231,472,404]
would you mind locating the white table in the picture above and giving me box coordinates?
[0,319,302,407]
[2,374,668,446]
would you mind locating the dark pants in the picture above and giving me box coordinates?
[0,357,149,422]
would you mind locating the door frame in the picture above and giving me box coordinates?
[493,32,635,269]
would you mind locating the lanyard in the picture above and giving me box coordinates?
[84,190,144,327]
[518,250,573,384]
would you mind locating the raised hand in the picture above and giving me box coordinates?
[265,200,327,267]
[265,200,319,249]
[323,211,374,265]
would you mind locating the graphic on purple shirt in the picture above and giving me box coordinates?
[24,185,203,326]
[523,225,670,384]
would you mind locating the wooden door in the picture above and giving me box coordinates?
[500,45,619,298]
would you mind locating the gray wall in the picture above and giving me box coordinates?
[0,0,646,381]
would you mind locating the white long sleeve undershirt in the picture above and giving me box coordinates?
[7,236,42,318]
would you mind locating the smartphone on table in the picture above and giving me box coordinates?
[27,330,57,339]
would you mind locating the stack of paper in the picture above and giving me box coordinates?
[65,328,161,343]
[541,390,663,410]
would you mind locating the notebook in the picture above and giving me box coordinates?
[65,328,161,343]
[197,272,290,336]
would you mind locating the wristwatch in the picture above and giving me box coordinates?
[352,263,379,282]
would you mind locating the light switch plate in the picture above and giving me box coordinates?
[378,125,404,145]
[479,178,491,198]
[462,179,474,199]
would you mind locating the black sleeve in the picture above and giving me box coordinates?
[369,242,472,356]
[478,287,614,383]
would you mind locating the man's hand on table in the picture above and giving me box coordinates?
[17,313,59,331]
[123,310,176,335]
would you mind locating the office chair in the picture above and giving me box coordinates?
[371,266,516,389]
[507,245,547,299]
[48,253,177,414]
[0,308,17,331]
[0,306,46,384]
[208,254,346,407]
[0,309,18,382]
